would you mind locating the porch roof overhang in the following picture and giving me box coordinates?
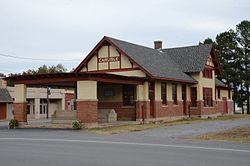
[5,72,146,87]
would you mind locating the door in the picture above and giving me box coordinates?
[148,82,155,118]
[222,97,228,114]
[0,103,7,120]
[182,84,187,115]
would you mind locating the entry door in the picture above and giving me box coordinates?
[222,97,228,114]
[148,82,155,118]
[0,104,7,120]
[182,84,187,115]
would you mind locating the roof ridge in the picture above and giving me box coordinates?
[106,36,156,51]
[162,43,212,51]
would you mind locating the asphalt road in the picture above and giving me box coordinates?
[0,119,250,166]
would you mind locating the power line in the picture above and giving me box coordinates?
[0,53,82,62]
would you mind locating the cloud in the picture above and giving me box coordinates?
[0,0,249,74]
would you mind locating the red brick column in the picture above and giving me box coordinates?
[76,100,98,124]
[13,102,27,123]
[136,101,150,121]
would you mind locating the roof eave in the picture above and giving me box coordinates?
[153,76,197,84]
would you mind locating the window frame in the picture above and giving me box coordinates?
[123,85,135,106]
[218,89,220,99]
[190,87,197,107]
[202,68,213,79]
[172,83,178,105]
[161,82,167,105]
[203,87,213,107]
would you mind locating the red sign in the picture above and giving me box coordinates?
[98,56,120,63]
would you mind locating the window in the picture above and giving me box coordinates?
[123,85,135,106]
[172,83,177,105]
[40,99,47,114]
[203,68,213,78]
[218,89,220,99]
[228,89,231,99]
[190,87,197,107]
[103,88,114,97]
[161,82,167,105]
[27,105,30,114]
[203,88,213,107]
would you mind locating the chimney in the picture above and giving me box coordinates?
[154,41,163,49]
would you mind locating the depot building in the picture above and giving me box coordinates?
[6,36,233,126]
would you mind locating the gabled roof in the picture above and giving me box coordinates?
[75,36,222,83]
[215,78,228,88]
[108,37,196,83]
[0,88,12,103]
[162,44,213,73]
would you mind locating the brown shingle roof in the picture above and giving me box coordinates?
[0,88,13,103]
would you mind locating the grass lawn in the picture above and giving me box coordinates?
[195,125,250,143]
[88,114,250,135]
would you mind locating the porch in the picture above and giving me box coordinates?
[7,73,151,126]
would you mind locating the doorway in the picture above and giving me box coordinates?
[149,82,155,118]
[182,84,187,115]
[222,97,228,114]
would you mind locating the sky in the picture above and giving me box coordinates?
[0,0,249,75]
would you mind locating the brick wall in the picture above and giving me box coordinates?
[136,101,150,120]
[155,101,184,118]
[76,100,97,123]
[13,103,27,122]
[65,93,75,110]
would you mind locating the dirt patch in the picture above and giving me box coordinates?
[88,115,250,135]
[195,125,250,143]
[22,123,72,129]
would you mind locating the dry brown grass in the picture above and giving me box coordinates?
[88,115,250,135]
[195,125,250,143]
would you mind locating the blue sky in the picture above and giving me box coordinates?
[0,0,249,75]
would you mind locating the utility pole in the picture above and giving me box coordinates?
[47,86,51,119]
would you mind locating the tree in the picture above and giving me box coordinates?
[21,64,67,75]
[215,29,241,113]
[236,20,250,114]
[206,20,250,114]
[7,64,68,86]
[0,73,5,77]
[199,38,214,45]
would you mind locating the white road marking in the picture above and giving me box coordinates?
[0,137,249,153]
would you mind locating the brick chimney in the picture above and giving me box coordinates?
[154,41,163,49]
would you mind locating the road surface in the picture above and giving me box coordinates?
[0,118,250,166]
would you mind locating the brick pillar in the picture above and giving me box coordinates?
[13,84,27,124]
[76,81,98,126]
[13,103,27,122]
[76,100,98,123]
[136,82,150,122]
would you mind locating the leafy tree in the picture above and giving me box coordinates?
[0,73,5,77]
[7,64,68,86]
[199,38,214,45]
[21,64,67,75]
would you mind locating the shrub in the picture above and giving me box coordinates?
[8,119,18,129]
[72,120,83,130]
